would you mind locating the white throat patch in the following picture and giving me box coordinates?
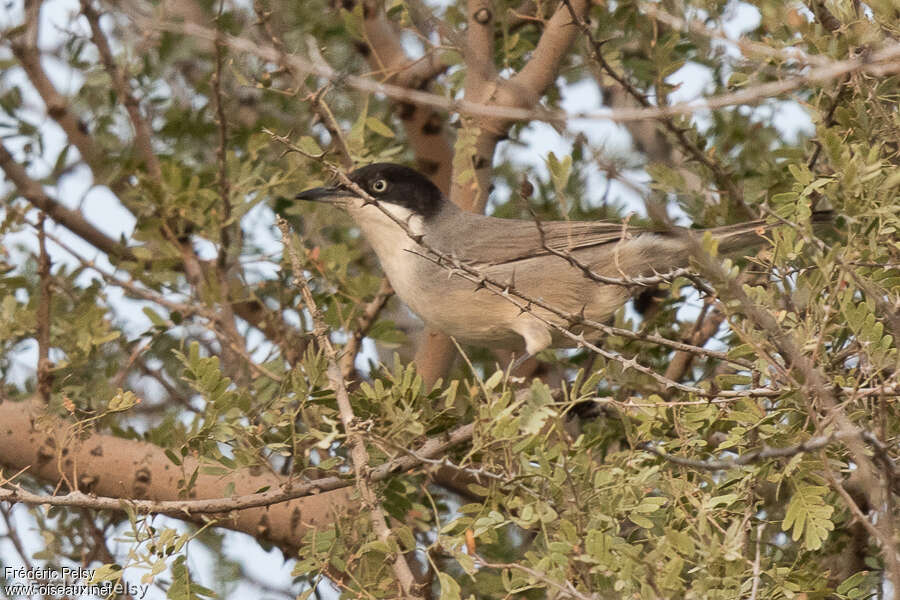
[349,200,426,238]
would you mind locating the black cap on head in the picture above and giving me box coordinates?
[297,163,444,220]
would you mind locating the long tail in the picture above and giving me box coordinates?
[710,210,834,253]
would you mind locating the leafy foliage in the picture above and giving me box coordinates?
[0,0,898,598]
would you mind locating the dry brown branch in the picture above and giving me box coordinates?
[529,209,715,292]
[30,220,205,318]
[9,0,101,169]
[642,430,895,472]
[0,408,474,517]
[131,15,900,125]
[563,0,751,217]
[592,385,899,405]
[278,217,422,597]
[356,0,457,385]
[81,0,161,180]
[36,213,53,405]
[0,143,134,261]
[0,398,352,549]
[340,278,394,379]
[663,303,727,382]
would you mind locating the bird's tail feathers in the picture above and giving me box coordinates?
[709,210,834,253]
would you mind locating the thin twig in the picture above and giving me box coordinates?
[339,278,394,378]
[0,420,474,516]
[641,430,896,472]
[277,217,421,598]
[473,554,599,600]
[81,0,161,180]
[131,13,900,125]
[37,213,52,404]
[749,523,764,600]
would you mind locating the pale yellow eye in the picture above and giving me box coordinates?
[371,179,388,193]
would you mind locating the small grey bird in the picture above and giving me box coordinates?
[298,163,829,361]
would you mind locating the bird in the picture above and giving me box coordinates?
[297,163,831,365]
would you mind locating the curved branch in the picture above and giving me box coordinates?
[0,399,350,549]
[511,0,587,99]
[0,399,474,517]
[0,143,134,262]
[279,218,421,596]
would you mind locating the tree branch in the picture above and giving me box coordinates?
[641,430,895,472]
[278,217,422,597]
[0,402,474,518]
[80,0,161,180]
[0,398,351,549]
[36,214,52,404]
[0,143,134,261]
[130,15,900,126]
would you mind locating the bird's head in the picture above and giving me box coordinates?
[296,163,444,221]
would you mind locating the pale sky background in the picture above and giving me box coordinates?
[0,0,815,597]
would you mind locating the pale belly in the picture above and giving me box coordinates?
[388,264,527,347]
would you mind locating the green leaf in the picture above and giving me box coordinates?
[782,482,834,550]
[629,514,654,529]
[88,563,123,583]
[365,117,395,138]
[438,572,461,600]
[484,370,504,391]
[108,389,139,412]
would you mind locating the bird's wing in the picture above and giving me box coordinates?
[449,216,650,266]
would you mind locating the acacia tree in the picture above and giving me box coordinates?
[1,0,899,597]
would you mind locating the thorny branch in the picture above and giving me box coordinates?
[273,133,898,402]
[0,421,474,516]
[561,0,751,217]
[131,13,900,125]
[642,430,897,473]
[36,214,52,404]
[530,209,713,292]
[473,555,599,600]
[0,143,133,261]
[339,277,395,379]
[253,0,354,168]
[277,217,422,598]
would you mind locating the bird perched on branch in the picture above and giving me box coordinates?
[298,163,831,365]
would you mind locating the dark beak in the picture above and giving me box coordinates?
[295,185,347,202]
